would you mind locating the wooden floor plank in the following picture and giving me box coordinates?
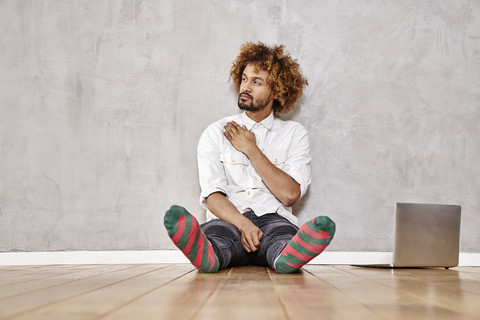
[0,268,35,274]
[336,266,480,319]
[0,267,73,286]
[343,266,480,297]
[0,266,45,271]
[0,265,86,273]
[304,265,472,320]
[269,266,385,320]
[456,267,480,281]
[13,264,194,320]
[0,269,53,283]
[0,264,144,319]
[194,267,287,320]
[100,266,224,320]
[0,265,105,289]
[0,265,137,301]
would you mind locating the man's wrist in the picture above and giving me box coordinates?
[235,215,254,233]
[243,144,260,159]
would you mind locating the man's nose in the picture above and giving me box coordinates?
[241,82,252,93]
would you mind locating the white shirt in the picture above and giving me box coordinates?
[197,111,311,226]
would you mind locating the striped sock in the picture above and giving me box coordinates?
[164,205,219,273]
[274,216,335,274]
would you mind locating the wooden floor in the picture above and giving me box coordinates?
[0,264,479,320]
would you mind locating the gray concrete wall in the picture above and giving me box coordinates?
[1,0,479,253]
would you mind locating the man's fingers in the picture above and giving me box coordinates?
[228,121,240,129]
[248,238,258,252]
[249,232,262,251]
[241,234,250,252]
[242,239,252,252]
[254,231,263,247]
[226,121,242,133]
[224,123,237,138]
[242,233,262,253]
[244,234,255,252]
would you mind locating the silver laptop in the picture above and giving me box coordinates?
[353,202,461,269]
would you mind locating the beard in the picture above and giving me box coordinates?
[237,93,271,112]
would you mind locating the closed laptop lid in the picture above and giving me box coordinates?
[393,203,461,267]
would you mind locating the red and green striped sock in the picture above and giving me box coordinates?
[274,216,335,274]
[164,205,219,273]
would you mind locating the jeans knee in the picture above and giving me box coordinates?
[202,220,240,240]
[263,223,298,239]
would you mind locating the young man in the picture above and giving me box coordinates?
[164,42,335,273]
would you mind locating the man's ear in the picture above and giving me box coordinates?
[271,90,277,100]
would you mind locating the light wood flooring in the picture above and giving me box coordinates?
[0,264,479,319]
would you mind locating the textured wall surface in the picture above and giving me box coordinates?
[1,0,479,252]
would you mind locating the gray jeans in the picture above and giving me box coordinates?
[201,211,299,270]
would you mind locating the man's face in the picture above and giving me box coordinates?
[238,63,276,112]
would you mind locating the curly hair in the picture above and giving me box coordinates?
[230,42,308,115]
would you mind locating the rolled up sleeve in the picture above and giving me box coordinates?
[197,125,229,209]
[281,125,312,198]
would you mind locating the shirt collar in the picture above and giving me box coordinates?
[241,111,275,131]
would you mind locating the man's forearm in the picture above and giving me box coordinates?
[245,145,301,207]
[205,192,252,230]
[205,192,263,252]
